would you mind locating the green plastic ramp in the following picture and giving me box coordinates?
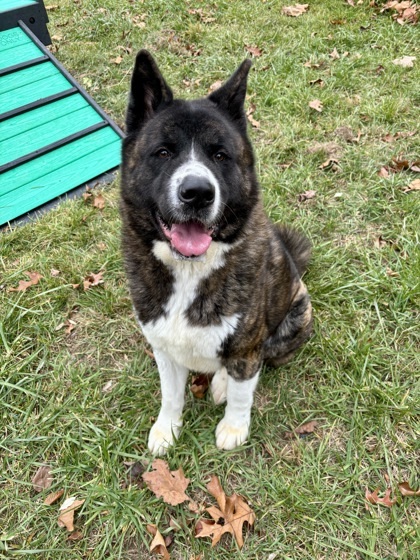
[0,19,124,226]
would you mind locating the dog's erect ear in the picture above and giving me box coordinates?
[208,59,252,130]
[126,50,174,135]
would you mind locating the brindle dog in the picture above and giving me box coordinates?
[120,51,312,454]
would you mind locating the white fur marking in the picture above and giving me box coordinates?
[143,240,240,374]
[216,372,260,450]
[169,146,221,222]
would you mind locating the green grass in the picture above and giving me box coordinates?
[1,0,419,558]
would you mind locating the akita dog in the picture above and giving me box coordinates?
[120,51,312,455]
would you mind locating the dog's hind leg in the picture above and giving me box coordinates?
[263,280,312,367]
[148,349,188,455]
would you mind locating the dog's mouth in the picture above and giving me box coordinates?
[158,216,215,258]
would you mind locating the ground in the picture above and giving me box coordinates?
[0,1,419,558]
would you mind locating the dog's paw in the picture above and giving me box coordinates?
[215,418,249,450]
[211,367,228,405]
[148,421,181,456]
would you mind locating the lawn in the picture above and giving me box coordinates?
[1,0,419,558]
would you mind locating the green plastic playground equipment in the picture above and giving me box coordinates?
[0,0,124,226]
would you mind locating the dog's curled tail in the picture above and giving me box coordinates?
[277,226,311,277]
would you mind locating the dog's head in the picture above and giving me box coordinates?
[121,50,259,259]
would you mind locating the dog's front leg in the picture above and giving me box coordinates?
[148,349,188,455]
[216,361,260,451]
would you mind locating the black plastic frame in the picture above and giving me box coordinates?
[0,0,51,46]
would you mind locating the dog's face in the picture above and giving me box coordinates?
[121,51,259,259]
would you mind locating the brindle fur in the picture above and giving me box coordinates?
[120,50,312,450]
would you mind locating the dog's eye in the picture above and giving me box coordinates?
[156,148,171,159]
[214,152,227,162]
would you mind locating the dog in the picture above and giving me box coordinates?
[120,50,313,455]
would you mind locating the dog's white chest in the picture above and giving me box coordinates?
[140,241,240,372]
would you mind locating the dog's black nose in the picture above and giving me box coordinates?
[178,176,215,209]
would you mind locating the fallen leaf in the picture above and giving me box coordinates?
[378,166,390,178]
[285,420,318,438]
[93,193,105,210]
[10,271,43,292]
[309,78,324,87]
[329,47,340,59]
[32,465,53,492]
[208,79,223,93]
[282,4,309,17]
[374,235,388,249]
[392,56,416,68]
[403,179,420,192]
[398,482,420,496]
[309,99,323,112]
[245,45,262,57]
[50,268,60,277]
[112,55,123,65]
[365,487,397,508]
[58,497,85,532]
[319,158,340,172]
[83,271,104,291]
[347,0,355,5]
[195,476,255,549]
[191,374,211,399]
[147,524,170,560]
[246,103,261,128]
[298,190,316,202]
[145,348,155,360]
[67,530,83,541]
[44,489,65,505]
[142,459,191,506]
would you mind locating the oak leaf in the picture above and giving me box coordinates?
[365,487,397,508]
[142,459,191,506]
[309,99,323,112]
[83,271,104,291]
[10,271,43,292]
[195,476,255,549]
[282,4,309,17]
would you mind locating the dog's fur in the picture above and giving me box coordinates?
[120,51,313,454]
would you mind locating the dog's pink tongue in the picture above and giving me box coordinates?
[170,222,212,257]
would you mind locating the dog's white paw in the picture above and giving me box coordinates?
[148,421,181,456]
[216,418,249,450]
[211,367,228,405]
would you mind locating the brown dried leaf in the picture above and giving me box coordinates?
[285,420,318,438]
[282,4,309,17]
[191,374,210,399]
[112,55,123,65]
[392,56,416,68]
[147,524,170,560]
[58,497,85,531]
[245,45,262,57]
[93,193,105,210]
[246,103,260,128]
[44,489,65,505]
[319,158,340,172]
[208,79,223,93]
[309,99,323,112]
[10,271,43,292]
[329,47,340,59]
[298,190,316,202]
[67,530,83,541]
[403,179,420,192]
[365,487,397,508]
[398,482,420,496]
[378,166,390,178]
[142,459,191,506]
[32,465,53,492]
[195,476,255,549]
[83,271,104,291]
